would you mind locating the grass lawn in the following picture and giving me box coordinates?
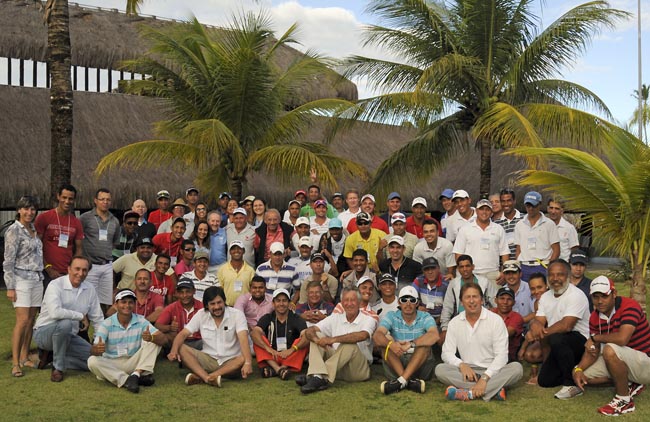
[1,281,648,421]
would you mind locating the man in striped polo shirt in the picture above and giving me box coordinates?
[572,277,650,416]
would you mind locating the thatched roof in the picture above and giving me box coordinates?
[0,0,357,103]
[0,84,529,211]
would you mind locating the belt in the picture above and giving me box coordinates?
[92,259,112,265]
[521,260,548,267]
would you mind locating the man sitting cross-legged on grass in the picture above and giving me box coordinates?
[571,277,650,416]
[168,286,253,387]
[373,286,439,395]
[250,288,309,381]
[88,289,166,393]
[297,286,377,394]
[436,282,523,401]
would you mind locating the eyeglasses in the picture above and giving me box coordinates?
[399,297,417,304]
[357,221,370,226]
[183,248,196,252]
[124,221,137,226]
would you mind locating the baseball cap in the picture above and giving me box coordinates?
[295,217,310,227]
[590,276,615,295]
[272,288,290,300]
[314,199,327,208]
[378,273,396,284]
[356,212,372,223]
[123,210,140,222]
[569,250,588,265]
[502,260,521,272]
[288,199,301,208]
[193,251,209,261]
[356,275,374,287]
[496,286,515,300]
[294,189,307,197]
[439,188,455,200]
[387,235,404,246]
[229,240,244,250]
[387,192,401,201]
[134,237,153,247]
[233,207,247,216]
[361,194,376,203]
[524,191,542,206]
[452,189,470,200]
[412,197,427,208]
[219,192,231,199]
[328,218,343,229]
[391,212,406,224]
[421,257,440,270]
[398,286,419,299]
[157,190,171,199]
[476,199,493,210]
[298,236,312,248]
[332,192,343,199]
[310,252,325,263]
[115,289,136,302]
[270,242,285,255]
[176,277,195,290]
[242,195,255,203]
[186,187,199,195]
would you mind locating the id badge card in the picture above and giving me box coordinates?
[170,256,178,267]
[426,301,436,309]
[234,280,243,292]
[117,345,128,357]
[480,237,490,250]
[58,233,69,248]
[268,277,278,290]
[527,237,537,250]
[99,228,108,241]
[277,337,288,351]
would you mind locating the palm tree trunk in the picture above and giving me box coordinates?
[630,258,647,313]
[47,0,73,205]
[479,137,491,199]
[231,177,243,202]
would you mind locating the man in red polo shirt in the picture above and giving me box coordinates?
[148,190,172,230]
[346,194,389,234]
[152,217,186,266]
[155,277,203,349]
[491,287,524,362]
[406,197,442,238]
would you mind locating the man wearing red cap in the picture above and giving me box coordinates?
[572,276,650,416]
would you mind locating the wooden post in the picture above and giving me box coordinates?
[7,57,12,85]
[84,66,89,91]
[32,60,37,87]
[46,61,50,88]
[19,59,24,86]
[96,67,100,92]
[108,68,112,92]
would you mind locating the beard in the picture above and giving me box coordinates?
[552,281,569,296]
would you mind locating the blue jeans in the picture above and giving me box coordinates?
[520,264,546,283]
[33,320,91,372]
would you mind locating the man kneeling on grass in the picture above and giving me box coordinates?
[435,282,523,401]
[168,286,253,387]
[250,288,309,381]
[88,289,166,393]
[373,286,439,395]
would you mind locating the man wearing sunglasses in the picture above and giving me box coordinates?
[373,285,439,395]
[343,212,385,272]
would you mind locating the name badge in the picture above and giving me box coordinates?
[426,301,436,309]
[58,233,69,248]
[170,257,178,267]
[268,277,278,290]
[117,345,128,357]
[277,336,288,351]
[99,229,108,241]
[527,237,536,250]
[234,280,243,292]
[480,237,490,250]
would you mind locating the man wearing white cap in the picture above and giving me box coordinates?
[514,191,560,282]
[147,190,172,231]
[346,194,390,234]
[406,197,440,239]
[374,285,439,395]
[572,276,650,416]
[453,199,510,288]
[372,273,399,320]
[445,190,476,243]
[378,235,423,291]
[255,242,298,296]
[290,217,312,253]
[378,212,418,260]
[226,207,256,267]
[289,236,329,283]
[218,240,255,306]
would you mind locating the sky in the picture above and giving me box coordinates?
[21,0,650,125]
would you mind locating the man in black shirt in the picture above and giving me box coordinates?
[379,236,423,291]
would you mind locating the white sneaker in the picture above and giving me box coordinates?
[554,386,583,400]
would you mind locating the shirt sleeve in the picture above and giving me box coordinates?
[184,309,203,335]
[234,308,248,333]
[316,314,334,337]
[564,290,589,318]
[94,320,109,343]
[43,283,84,322]
[157,305,173,325]
[485,316,509,378]
[441,318,462,366]
[2,224,18,289]
[257,313,272,331]
[452,228,467,255]
[88,291,105,332]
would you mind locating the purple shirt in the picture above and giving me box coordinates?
[233,292,273,329]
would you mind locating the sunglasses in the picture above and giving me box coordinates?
[183,248,196,252]
[357,221,370,226]
[399,297,417,304]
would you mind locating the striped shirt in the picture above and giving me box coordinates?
[412,275,449,319]
[255,260,298,294]
[494,209,524,260]
[589,296,650,355]
[379,310,436,342]
[95,313,158,359]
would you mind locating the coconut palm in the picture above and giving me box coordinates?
[508,129,650,311]
[95,13,364,200]
[631,83,650,142]
[338,0,629,198]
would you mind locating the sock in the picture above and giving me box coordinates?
[616,394,631,402]
[131,372,141,377]
[397,376,407,387]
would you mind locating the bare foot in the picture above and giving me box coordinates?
[526,376,538,385]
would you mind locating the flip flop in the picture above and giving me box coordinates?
[278,367,291,381]
[20,359,35,368]
[261,367,277,378]
[12,365,24,378]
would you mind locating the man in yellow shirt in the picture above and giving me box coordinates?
[217,241,255,306]
[343,212,385,272]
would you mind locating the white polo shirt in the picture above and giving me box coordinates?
[445,209,476,243]
[536,283,590,338]
[316,310,377,363]
[453,221,509,274]
[412,237,456,275]
[184,307,248,365]
[514,213,560,262]
[556,217,579,261]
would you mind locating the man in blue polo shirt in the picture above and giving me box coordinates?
[373,286,439,395]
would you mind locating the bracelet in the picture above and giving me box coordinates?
[384,341,393,361]
[573,366,583,373]
[244,361,252,365]
[292,345,299,351]
[44,264,52,269]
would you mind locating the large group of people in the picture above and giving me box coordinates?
[3,183,648,416]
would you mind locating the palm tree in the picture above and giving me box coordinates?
[508,129,650,311]
[95,13,365,200]
[43,0,144,204]
[631,83,650,142]
[337,0,629,198]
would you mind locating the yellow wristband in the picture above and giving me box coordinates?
[44,264,52,269]
[384,341,393,361]
[573,366,583,373]
[292,345,299,352]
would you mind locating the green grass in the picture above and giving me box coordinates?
[1,298,648,421]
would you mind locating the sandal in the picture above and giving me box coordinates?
[20,359,35,368]
[12,365,24,378]
[261,367,277,378]
[278,367,291,381]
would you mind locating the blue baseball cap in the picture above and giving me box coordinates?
[387,192,401,200]
[524,191,542,206]
[328,218,343,229]
[439,188,454,199]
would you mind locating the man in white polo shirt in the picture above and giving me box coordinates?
[546,198,579,261]
[514,191,560,282]
[412,219,456,279]
[445,190,476,243]
[453,199,509,288]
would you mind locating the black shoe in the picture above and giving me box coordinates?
[300,376,329,394]
[124,374,140,393]
[37,348,53,370]
[407,378,425,393]
[381,379,403,395]
[295,374,309,387]
[139,375,155,386]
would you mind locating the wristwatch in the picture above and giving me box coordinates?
[410,341,416,349]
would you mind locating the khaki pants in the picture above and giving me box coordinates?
[88,341,161,388]
[435,362,523,401]
[584,343,650,384]
[307,333,370,383]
